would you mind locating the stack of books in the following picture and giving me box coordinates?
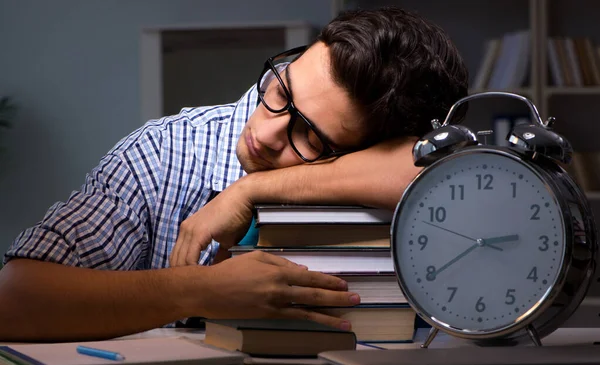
[229,204,416,343]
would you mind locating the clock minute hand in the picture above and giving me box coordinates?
[428,243,479,280]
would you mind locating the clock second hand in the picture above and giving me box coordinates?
[422,221,504,251]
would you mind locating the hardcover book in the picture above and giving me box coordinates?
[254,205,393,225]
[204,319,356,357]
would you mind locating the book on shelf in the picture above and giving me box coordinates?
[547,38,564,87]
[311,304,416,342]
[204,319,356,357]
[564,37,584,87]
[257,223,390,248]
[472,38,501,90]
[229,246,394,274]
[547,36,600,87]
[254,204,393,225]
[485,30,530,90]
[554,37,574,86]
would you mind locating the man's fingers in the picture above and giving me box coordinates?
[284,269,348,291]
[279,307,352,331]
[252,251,309,270]
[285,286,360,308]
[169,231,186,267]
[183,230,209,266]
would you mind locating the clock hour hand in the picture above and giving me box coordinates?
[483,234,519,245]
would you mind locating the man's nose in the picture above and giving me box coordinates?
[255,113,289,152]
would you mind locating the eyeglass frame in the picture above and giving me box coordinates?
[256,45,352,162]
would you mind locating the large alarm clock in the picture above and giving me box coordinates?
[391,92,597,347]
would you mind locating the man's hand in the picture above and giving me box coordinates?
[197,251,360,330]
[170,183,254,267]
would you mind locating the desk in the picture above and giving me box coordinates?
[116,326,600,347]
[113,327,600,364]
[3,327,600,365]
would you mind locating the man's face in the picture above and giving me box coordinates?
[236,42,365,173]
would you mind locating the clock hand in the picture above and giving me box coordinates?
[421,221,504,251]
[422,221,477,242]
[483,234,519,245]
[427,242,480,281]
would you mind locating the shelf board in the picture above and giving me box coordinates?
[546,87,600,96]
[586,191,600,200]
[469,88,532,96]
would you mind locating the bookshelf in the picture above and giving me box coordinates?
[334,0,600,201]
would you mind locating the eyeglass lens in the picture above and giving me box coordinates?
[258,63,327,161]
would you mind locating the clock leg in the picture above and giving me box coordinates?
[526,324,543,346]
[421,327,439,348]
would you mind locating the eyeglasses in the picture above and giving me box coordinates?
[257,46,349,162]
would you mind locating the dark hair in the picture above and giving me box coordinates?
[317,6,468,144]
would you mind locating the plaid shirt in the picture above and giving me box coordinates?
[3,86,257,269]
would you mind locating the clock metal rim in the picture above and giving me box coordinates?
[391,146,582,341]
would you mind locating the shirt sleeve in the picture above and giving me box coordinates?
[3,153,151,270]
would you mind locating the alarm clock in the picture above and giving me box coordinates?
[391,92,597,347]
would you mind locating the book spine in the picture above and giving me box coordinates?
[0,347,45,365]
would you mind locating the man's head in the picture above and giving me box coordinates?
[237,6,468,173]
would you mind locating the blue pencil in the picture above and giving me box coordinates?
[76,346,125,361]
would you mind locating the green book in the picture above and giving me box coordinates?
[204,319,356,357]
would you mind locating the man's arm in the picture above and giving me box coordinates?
[0,259,197,342]
[170,137,420,265]
[244,137,420,210]
[0,254,358,342]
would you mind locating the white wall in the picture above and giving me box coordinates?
[0,0,332,254]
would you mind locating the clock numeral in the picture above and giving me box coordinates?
[511,182,517,198]
[530,204,541,220]
[475,297,486,312]
[428,207,446,223]
[527,267,538,282]
[426,266,436,281]
[476,174,494,190]
[417,235,428,250]
[505,289,516,305]
[538,235,549,251]
[450,184,465,200]
[447,287,458,302]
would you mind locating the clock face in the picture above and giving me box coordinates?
[392,149,566,333]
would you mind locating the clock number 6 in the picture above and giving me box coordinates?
[476,297,486,312]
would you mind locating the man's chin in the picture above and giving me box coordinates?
[237,151,268,174]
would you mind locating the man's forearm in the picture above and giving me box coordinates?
[242,137,421,210]
[0,259,203,342]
